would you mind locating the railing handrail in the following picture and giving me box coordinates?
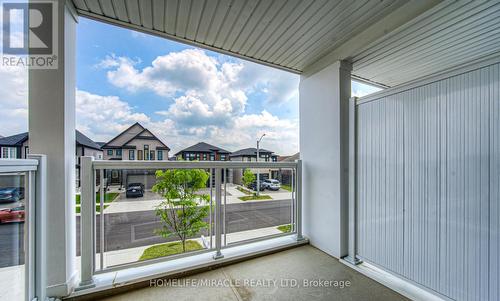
[92,160,298,169]
[0,158,39,172]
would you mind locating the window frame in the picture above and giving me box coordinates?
[144,145,150,160]
[1,147,17,159]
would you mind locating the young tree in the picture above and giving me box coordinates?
[242,168,256,188]
[152,168,210,252]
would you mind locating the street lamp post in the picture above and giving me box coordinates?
[256,134,265,196]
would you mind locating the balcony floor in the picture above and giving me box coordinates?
[98,245,408,301]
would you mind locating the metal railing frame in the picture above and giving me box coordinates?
[79,159,302,286]
[0,156,46,301]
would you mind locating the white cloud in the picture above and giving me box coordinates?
[352,80,382,97]
[75,90,150,141]
[0,48,300,156]
[0,65,28,136]
[99,49,298,127]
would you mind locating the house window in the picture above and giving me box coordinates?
[1,147,17,159]
[107,150,113,156]
[150,150,155,160]
[129,150,135,160]
[157,150,163,160]
[144,145,149,160]
[116,149,122,156]
[138,150,143,160]
[220,154,226,161]
[24,146,29,158]
[203,153,207,160]
[210,154,215,161]
[272,156,277,162]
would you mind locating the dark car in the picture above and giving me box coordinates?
[247,180,265,192]
[0,187,25,203]
[126,183,144,198]
[0,206,25,223]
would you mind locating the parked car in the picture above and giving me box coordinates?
[126,183,144,198]
[0,206,25,224]
[0,187,25,203]
[247,180,265,191]
[262,179,281,191]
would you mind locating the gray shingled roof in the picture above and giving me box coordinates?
[0,132,28,146]
[229,147,274,157]
[75,130,102,150]
[279,152,300,162]
[175,142,231,156]
[0,131,101,150]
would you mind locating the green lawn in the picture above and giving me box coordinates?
[236,186,253,195]
[139,240,203,261]
[277,224,292,233]
[238,194,272,201]
[281,184,292,192]
[76,192,119,205]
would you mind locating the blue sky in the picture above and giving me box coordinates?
[75,18,301,155]
[0,16,379,155]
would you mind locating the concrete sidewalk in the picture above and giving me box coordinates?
[80,226,285,269]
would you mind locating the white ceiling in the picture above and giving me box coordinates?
[72,0,500,87]
[352,0,500,87]
[71,0,408,72]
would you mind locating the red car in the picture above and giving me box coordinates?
[0,206,25,224]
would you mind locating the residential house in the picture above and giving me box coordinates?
[230,148,278,185]
[277,152,300,187]
[100,123,170,188]
[175,142,232,183]
[101,122,170,161]
[0,130,103,187]
[175,142,230,161]
[0,130,102,160]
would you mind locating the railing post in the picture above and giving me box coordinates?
[295,160,304,241]
[213,168,224,259]
[27,154,47,301]
[79,156,96,288]
[99,169,105,270]
[344,97,362,265]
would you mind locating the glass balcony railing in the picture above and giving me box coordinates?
[78,159,302,283]
[0,157,41,301]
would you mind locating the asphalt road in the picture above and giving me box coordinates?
[0,199,291,268]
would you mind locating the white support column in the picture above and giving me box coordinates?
[28,1,78,297]
[299,60,351,258]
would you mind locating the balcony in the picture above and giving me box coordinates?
[4,0,500,300]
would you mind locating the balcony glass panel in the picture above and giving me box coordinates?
[94,168,214,270]
[0,172,27,300]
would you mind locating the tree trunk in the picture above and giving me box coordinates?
[182,239,186,253]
